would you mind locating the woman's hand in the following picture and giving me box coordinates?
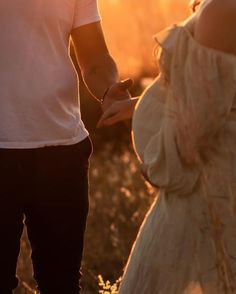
[97,97,139,128]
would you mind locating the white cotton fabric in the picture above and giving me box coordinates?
[119,24,236,294]
[0,0,100,148]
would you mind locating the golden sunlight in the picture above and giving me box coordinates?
[99,0,190,77]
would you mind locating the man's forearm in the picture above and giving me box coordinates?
[81,53,119,102]
[70,22,131,110]
[70,22,130,106]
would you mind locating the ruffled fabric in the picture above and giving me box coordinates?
[154,25,180,83]
[120,25,236,294]
[143,26,236,195]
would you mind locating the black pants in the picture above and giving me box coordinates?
[0,137,92,294]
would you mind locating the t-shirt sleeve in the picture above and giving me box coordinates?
[73,0,101,29]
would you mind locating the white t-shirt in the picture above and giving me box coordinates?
[0,0,101,148]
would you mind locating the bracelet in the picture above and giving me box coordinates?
[100,85,112,105]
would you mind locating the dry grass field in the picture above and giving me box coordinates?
[15,144,156,294]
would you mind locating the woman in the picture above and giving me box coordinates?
[99,0,236,292]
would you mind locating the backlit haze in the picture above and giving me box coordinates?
[99,0,190,77]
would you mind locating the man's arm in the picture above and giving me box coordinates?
[71,21,132,110]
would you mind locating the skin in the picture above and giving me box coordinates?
[71,21,132,112]
[96,97,138,128]
[98,0,236,127]
[194,0,236,56]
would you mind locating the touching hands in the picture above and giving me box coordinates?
[97,97,138,128]
[101,79,133,112]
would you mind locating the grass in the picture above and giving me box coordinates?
[14,142,156,294]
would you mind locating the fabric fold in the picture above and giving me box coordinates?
[143,26,236,194]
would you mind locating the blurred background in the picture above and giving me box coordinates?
[99,0,189,78]
[15,1,190,293]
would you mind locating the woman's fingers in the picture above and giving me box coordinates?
[99,113,123,127]
[117,79,134,91]
[101,79,133,111]
[96,105,118,128]
[101,106,117,120]
[96,111,121,128]
[97,100,126,128]
[97,98,138,128]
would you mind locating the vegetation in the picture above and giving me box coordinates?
[15,142,156,294]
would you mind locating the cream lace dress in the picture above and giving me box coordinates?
[118,24,236,294]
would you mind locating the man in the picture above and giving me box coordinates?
[0,0,131,293]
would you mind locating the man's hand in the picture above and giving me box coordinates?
[101,79,133,111]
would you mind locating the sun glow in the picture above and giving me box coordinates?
[99,0,190,77]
